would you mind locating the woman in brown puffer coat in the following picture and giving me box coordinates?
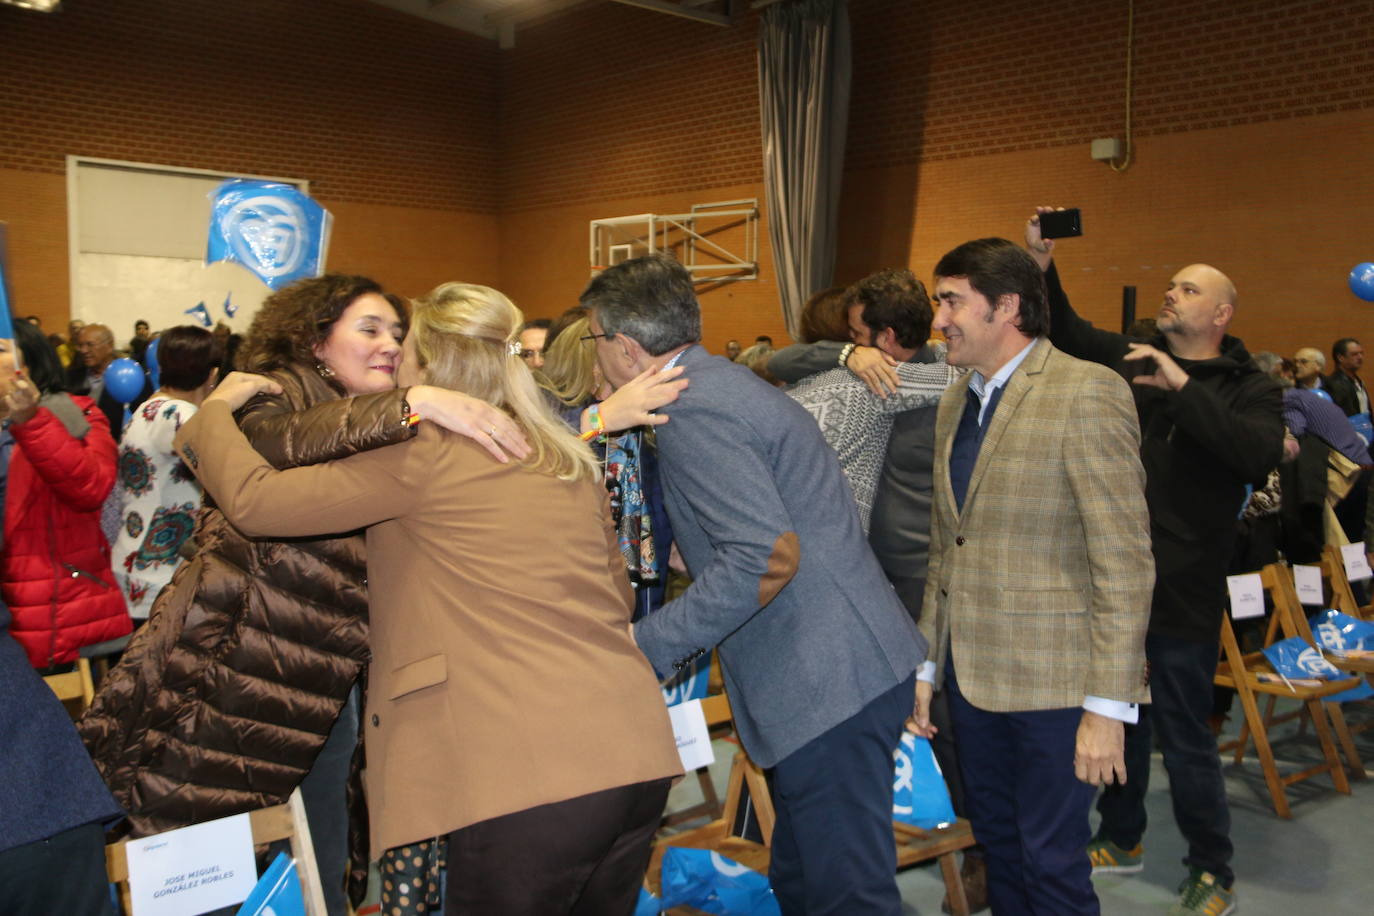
[78,275,526,913]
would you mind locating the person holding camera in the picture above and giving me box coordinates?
[1025,207,1284,916]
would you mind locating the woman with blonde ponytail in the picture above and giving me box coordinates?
[169,282,683,916]
[414,283,600,483]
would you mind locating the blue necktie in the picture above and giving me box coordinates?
[949,384,1004,512]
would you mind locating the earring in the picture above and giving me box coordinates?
[316,361,335,380]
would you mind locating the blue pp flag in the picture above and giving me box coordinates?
[661,654,710,707]
[208,180,331,290]
[184,302,213,328]
[1263,632,1374,704]
[235,852,304,916]
[0,260,14,341]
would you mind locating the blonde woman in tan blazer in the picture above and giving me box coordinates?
[174,282,682,916]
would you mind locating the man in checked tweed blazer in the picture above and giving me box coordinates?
[911,239,1153,915]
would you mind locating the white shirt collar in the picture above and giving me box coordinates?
[661,345,692,372]
[968,337,1038,424]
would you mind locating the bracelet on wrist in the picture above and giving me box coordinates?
[838,343,856,367]
[579,403,606,442]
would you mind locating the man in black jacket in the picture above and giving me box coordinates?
[1024,209,1283,916]
[1324,339,1371,541]
[1325,337,1367,417]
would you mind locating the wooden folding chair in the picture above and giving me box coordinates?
[647,693,978,915]
[1321,543,1374,622]
[42,656,95,717]
[649,693,774,886]
[105,788,327,916]
[1258,565,1363,780]
[1303,548,1374,735]
[1213,564,1362,816]
[894,818,977,915]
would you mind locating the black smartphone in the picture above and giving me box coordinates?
[1038,208,1082,239]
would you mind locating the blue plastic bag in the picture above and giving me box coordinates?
[1262,632,1373,703]
[235,852,304,916]
[892,733,957,829]
[659,847,780,916]
[634,886,662,916]
[207,180,331,289]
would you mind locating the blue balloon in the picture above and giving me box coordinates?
[1350,262,1374,302]
[103,358,145,405]
[144,337,161,389]
[1313,387,1334,403]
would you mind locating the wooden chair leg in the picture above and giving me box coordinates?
[1232,697,1259,765]
[1231,670,1291,817]
[1261,694,1278,729]
[939,851,969,916]
[697,768,723,816]
[1305,700,1353,794]
[1324,701,1367,779]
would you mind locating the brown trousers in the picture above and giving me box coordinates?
[441,777,673,916]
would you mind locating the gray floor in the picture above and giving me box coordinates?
[660,699,1374,914]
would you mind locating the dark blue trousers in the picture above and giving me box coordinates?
[768,673,914,916]
[1096,633,1233,887]
[0,822,115,916]
[947,664,1099,915]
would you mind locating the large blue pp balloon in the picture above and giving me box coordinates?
[103,358,145,405]
[1350,263,1374,302]
[144,337,161,389]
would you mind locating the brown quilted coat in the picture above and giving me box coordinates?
[77,364,414,837]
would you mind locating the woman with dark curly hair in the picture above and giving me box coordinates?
[79,274,527,914]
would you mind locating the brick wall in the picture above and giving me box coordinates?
[838,108,1374,358]
[3,0,1373,350]
[502,0,1374,355]
[0,0,498,211]
[848,0,1374,167]
[497,3,761,213]
[0,0,500,322]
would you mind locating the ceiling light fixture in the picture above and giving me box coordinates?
[0,0,63,11]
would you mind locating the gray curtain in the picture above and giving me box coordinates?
[759,0,851,339]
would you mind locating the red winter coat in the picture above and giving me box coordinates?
[3,394,130,667]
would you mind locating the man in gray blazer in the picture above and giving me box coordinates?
[581,254,926,916]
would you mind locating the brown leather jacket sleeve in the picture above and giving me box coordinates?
[235,365,417,470]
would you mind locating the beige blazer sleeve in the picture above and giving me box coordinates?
[175,399,422,538]
[1062,371,1153,702]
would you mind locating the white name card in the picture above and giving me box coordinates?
[1227,573,1265,620]
[668,698,716,772]
[1293,565,1324,605]
[1341,542,1373,582]
[125,812,257,916]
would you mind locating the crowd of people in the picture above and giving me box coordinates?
[0,203,1367,916]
